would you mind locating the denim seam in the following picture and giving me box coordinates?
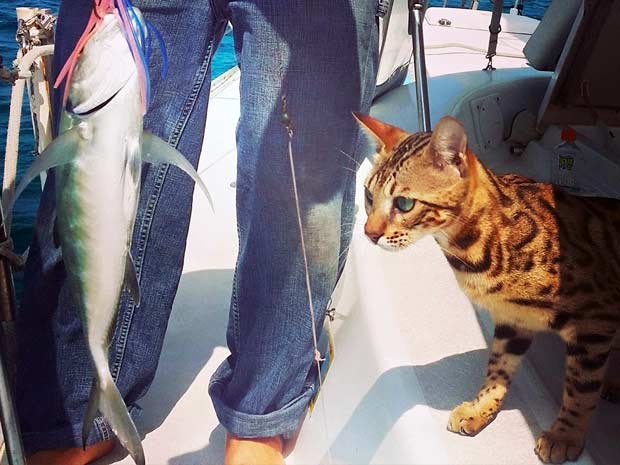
[230,220,242,352]
[108,34,217,390]
[360,17,378,131]
[342,13,377,192]
[93,415,110,441]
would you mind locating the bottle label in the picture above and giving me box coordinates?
[558,155,574,171]
[556,154,575,187]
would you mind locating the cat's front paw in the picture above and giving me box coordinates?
[535,431,584,464]
[447,401,493,436]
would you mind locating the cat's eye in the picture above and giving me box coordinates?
[394,196,415,212]
[364,187,373,205]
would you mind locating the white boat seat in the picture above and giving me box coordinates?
[523,0,581,72]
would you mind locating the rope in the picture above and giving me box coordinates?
[2,72,25,235]
[281,95,333,463]
[281,96,323,378]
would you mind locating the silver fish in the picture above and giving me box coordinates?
[8,11,212,465]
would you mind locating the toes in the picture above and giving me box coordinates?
[535,432,554,463]
[566,443,583,462]
[535,431,584,464]
[447,402,489,436]
[549,440,568,464]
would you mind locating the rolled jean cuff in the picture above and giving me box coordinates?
[208,360,314,439]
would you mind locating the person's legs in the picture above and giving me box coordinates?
[210,0,379,444]
[16,0,227,457]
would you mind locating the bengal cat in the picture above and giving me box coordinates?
[356,113,620,463]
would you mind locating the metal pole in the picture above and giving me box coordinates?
[0,319,25,465]
[408,1,432,132]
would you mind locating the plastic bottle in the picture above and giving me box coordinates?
[551,127,581,190]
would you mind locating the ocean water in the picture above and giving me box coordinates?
[0,0,550,294]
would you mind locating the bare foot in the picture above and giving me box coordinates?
[27,439,116,465]
[224,434,284,465]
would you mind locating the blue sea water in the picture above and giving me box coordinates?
[0,0,549,294]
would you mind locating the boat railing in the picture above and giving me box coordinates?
[0,8,56,465]
[441,0,525,15]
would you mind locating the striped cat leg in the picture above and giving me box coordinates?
[448,324,533,436]
[535,332,615,463]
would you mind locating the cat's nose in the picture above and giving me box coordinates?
[364,225,383,244]
[365,216,386,244]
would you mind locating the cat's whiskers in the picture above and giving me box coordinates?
[337,244,352,262]
[435,231,471,270]
[324,228,369,273]
[340,228,364,240]
[341,166,358,175]
[338,149,362,168]
[436,244,470,270]
[444,212,468,228]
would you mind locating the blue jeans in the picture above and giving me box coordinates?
[16,0,378,453]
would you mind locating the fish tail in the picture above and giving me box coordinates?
[85,368,145,465]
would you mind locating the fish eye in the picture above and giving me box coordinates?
[394,196,415,212]
[364,187,373,205]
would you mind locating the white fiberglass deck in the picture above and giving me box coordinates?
[7,7,619,465]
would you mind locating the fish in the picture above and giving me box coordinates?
[6,9,213,465]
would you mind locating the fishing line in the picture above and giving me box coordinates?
[145,21,169,79]
[281,95,334,464]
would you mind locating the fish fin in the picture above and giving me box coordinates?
[141,132,214,212]
[82,379,100,450]
[3,125,82,218]
[124,253,140,306]
[98,374,145,465]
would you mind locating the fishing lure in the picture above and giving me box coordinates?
[54,0,167,115]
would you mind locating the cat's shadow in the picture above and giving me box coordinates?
[323,346,620,464]
[324,349,496,463]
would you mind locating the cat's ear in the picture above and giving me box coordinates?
[353,113,409,156]
[428,116,468,177]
